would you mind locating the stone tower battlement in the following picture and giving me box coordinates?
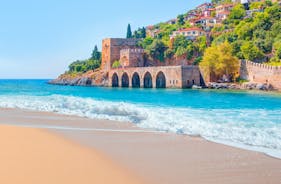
[120,48,145,55]
[101,38,140,71]
[244,60,281,73]
[120,49,145,68]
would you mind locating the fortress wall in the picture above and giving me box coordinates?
[102,38,140,71]
[182,66,201,88]
[108,66,201,88]
[240,60,281,90]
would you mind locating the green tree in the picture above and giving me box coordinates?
[91,45,101,60]
[228,4,246,20]
[200,42,239,82]
[195,36,208,54]
[112,60,121,68]
[126,24,132,38]
[241,41,264,61]
[177,14,185,26]
[173,35,189,51]
[141,27,146,38]
[139,37,154,49]
[175,46,186,57]
[147,39,167,62]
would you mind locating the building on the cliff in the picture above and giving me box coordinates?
[170,27,206,40]
[145,25,160,38]
[215,4,234,20]
[166,19,177,25]
[192,17,217,31]
[102,38,203,88]
[196,3,214,12]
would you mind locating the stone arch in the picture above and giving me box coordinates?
[156,71,166,88]
[143,72,153,88]
[132,72,140,88]
[121,72,129,87]
[112,73,119,87]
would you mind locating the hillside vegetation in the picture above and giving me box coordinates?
[64,0,280,80]
[65,45,101,75]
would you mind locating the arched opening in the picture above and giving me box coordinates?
[156,71,166,88]
[143,72,153,88]
[121,73,129,87]
[132,72,140,88]
[112,73,119,87]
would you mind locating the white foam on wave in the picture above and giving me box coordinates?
[0,94,281,158]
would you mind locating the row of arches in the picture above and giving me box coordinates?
[112,72,166,88]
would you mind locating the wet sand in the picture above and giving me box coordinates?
[1,108,281,184]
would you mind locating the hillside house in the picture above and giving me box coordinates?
[215,4,234,20]
[193,17,217,31]
[166,19,177,25]
[146,26,160,38]
[170,27,205,40]
[196,3,214,12]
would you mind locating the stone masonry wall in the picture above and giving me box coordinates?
[108,65,201,88]
[101,38,140,71]
[240,60,281,90]
[120,49,145,68]
[182,66,201,88]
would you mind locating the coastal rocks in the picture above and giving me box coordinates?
[49,69,108,87]
[241,82,273,91]
[207,82,241,90]
[207,82,274,91]
[49,77,92,86]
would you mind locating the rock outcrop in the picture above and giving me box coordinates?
[49,69,108,87]
[207,82,274,91]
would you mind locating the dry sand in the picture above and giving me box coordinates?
[0,124,144,184]
[1,108,281,184]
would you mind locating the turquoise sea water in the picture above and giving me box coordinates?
[0,79,281,158]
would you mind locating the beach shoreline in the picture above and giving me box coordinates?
[1,108,281,184]
[0,124,145,184]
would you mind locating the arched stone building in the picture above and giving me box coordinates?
[102,38,203,89]
[108,66,201,88]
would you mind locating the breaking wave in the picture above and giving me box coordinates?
[0,94,281,158]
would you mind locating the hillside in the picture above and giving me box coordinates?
[52,0,281,86]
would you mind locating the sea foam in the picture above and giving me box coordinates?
[0,94,281,158]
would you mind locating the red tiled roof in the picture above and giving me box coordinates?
[179,27,204,32]
[197,16,216,20]
[216,4,234,8]
[197,3,213,9]
[146,25,154,29]
[217,11,230,15]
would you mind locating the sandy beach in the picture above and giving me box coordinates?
[0,122,144,184]
[0,108,281,184]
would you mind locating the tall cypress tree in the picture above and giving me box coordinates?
[126,24,132,38]
[91,45,101,60]
[141,27,146,38]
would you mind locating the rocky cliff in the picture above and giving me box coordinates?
[49,69,108,87]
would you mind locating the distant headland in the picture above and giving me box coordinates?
[50,0,281,91]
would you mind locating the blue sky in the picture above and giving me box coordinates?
[0,0,206,79]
